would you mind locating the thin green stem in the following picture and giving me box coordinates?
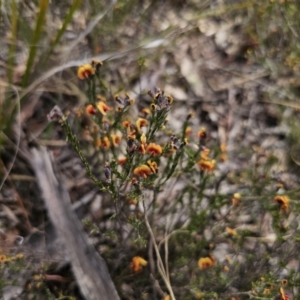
[61,119,106,191]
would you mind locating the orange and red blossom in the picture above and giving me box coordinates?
[139,133,147,154]
[118,156,127,164]
[111,134,122,147]
[185,126,192,136]
[133,164,153,178]
[200,147,210,160]
[280,287,290,300]
[139,143,147,154]
[136,118,148,133]
[122,120,131,128]
[198,147,215,171]
[198,255,215,269]
[77,64,95,80]
[94,138,101,149]
[231,193,241,206]
[226,227,237,236]
[102,136,111,149]
[128,198,137,205]
[197,159,216,172]
[130,256,148,272]
[96,101,112,115]
[150,103,157,111]
[123,121,136,138]
[166,94,173,104]
[198,127,207,139]
[0,255,7,263]
[147,143,163,156]
[147,160,158,174]
[86,104,96,115]
[274,195,290,211]
[140,133,147,144]
[142,108,151,116]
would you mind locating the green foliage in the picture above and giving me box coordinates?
[22,0,50,88]
[247,0,300,77]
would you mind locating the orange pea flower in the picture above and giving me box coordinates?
[139,133,147,154]
[128,198,137,205]
[226,227,237,236]
[140,133,147,144]
[139,143,147,154]
[142,108,151,116]
[220,143,227,153]
[0,255,7,263]
[280,287,290,300]
[223,265,230,272]
[198,255,215,270]
[150,103,157,111]
[111,134,122,147]
[86,104,96,115]
[94,138,101,149]
[118,157,127,164]
[77,64,95,80]
[197,159,216,172]
[231,193,241,206]
[130,256,148,272]
[16,253,23,259]
[133,165,152,178]
[147,143,163,156]
[122,120,131,128]
[102,136,111,149]
[166,94,173,104]
[96,101,112,115]
[197,127,207,139]
[185,126,192,136]
[200,147,210,160]
[274,195,290,211]
[136,118,148,132]
[147,160,158,174]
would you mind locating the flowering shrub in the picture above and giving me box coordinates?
[47,60,299,300]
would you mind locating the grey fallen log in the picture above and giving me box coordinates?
[31,147,120,300]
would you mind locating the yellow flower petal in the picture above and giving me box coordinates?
[198,256,215,270]
[77,64,95,80]
[130,256,148,272]
[96,101,112,115]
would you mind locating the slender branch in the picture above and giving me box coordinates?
[143,200,176,300]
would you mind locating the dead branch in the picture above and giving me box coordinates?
[30,147,120,300]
